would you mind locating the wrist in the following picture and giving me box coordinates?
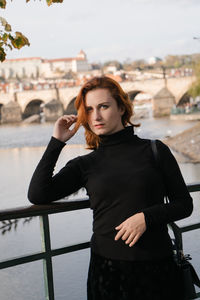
[52,136,67,144]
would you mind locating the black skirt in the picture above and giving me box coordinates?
[87,251,184,300]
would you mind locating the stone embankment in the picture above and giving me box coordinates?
[163,122,200,163]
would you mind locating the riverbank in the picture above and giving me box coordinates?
[164,122,200,163]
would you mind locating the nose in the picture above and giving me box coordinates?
[93,109,102,121]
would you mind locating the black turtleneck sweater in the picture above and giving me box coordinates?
[28,126,193,261]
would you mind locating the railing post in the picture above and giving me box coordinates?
[40,214,55,300]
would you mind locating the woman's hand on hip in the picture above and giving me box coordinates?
[53,114,78,143]
[115,212,146,247]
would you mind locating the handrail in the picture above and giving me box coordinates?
[0,182,199,221]
[0,182,199,300]
[0,197,90,221]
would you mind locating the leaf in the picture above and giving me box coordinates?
[0,17,12,32]
[46,0,64,5]
[0,46,6,61]
[8,33,14,41]
[46,0,53,5]
[10,31,30,49]
[0,16,7,26]
[5,23,11,32]
[0,0,6,9]
[2,32,7,41]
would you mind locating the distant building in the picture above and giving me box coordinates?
[104,65,117,73]
[0,50,90,79]
[41,50,91,77]
[0,57,41,79]
[148,56,162,65]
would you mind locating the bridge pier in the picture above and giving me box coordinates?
[1,101,22,124]
[43,99,64,122]
[152,87,175,117]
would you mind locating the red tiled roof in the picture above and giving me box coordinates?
[4,57,41,62]
[43,57,85,63]
[105,74,123,82]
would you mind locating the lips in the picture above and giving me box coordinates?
[94,124,104,127]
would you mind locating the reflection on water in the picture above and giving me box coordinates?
[0,122,86,149]
[0,218,30,235]
[0,145,90,210]
[0,117,198,148]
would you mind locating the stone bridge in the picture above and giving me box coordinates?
[0,76,195,123]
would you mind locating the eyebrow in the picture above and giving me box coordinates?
[85,101,111,108]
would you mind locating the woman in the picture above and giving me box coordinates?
[28,76,193,300]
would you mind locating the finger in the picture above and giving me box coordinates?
[115,228,126,241]
[121,231,131,241]
[61,116,76,127]
[62,115,76,123]
[129,234,140,247]
[125,233,135,244]
[115,223,123,230]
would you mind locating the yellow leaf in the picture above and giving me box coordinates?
[0,16,7,26]
[5,23,11,32]
[0,0,6,9]
[46,0,64,5]
[2,33,8,42]
[46,0,53,6]
[11,31,30,49]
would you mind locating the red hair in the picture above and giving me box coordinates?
[74,76,137,149]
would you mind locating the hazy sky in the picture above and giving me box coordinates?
[1,0,200,63]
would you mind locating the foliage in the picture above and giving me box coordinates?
[0,0,64,62]
[164,54,194,69]
[123,59,150,71]
[64,70,77,80]
[188,61,200,98]
[103,60,123,70]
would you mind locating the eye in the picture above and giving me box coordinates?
[101,104,109,109]
[86,107,92,113]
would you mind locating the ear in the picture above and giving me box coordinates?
[119,105,125,116]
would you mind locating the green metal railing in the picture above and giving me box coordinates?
[0,183,200,300]
[171,106,200,115]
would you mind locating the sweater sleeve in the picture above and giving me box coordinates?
[28,136,84,204]
[143,140,193,228]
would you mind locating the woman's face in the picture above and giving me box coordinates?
[85,88,125,135]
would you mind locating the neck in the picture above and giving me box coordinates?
[98,125,136,147]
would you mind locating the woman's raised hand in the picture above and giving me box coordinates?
[53,114,78,143]
[115,212,146,247]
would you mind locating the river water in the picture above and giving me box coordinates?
[0,117,200,300]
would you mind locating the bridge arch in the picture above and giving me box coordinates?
[128,90,153,118]
[64,97,77,115]
[128,90,142,101]
[23,99,44,119]
[177,92,190,107]
[128,90,153,103]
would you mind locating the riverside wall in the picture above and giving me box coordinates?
[164,122,200,163]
